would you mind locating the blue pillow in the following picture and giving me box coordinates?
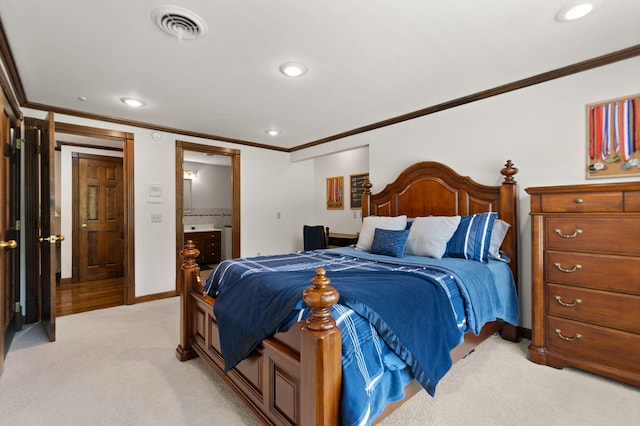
[370,228,410,258]
[445,212,497,262]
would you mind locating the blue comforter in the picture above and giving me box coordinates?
[205,249,519,425]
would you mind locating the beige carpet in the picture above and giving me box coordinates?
[0,297,637,425]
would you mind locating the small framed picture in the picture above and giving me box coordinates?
[326,176,344,210]
[147,183,164,203]
[350,173,369,209]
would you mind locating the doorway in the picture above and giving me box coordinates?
[23,120,135,323]
[175,141,240,292]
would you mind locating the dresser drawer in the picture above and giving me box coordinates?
[546,250,639,295]
[547,316,640,375]
[547,283,640,333]
[546,217,640,256]
[540,192,622,213]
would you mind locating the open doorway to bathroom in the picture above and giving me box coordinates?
[175,141,240,292]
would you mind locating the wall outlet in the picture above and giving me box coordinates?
[277,211,281,219]
[151,213,162,223]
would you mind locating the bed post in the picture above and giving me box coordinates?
[176,240,201,361]
[499,160,520,342]
[300,269,342,426]
[361,178,372,218]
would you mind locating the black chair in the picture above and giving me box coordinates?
[303,225,328,251]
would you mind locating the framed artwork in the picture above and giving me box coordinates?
[350,173,369,209]
[586,94,640,179]
[326,176,344,210]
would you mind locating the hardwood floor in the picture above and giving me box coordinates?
[56,277,125,316]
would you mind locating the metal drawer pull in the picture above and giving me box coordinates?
[574,198,584,204]
[555,329,582,342]
[554,262,582,273]
[554,295,582,307]
[554,228,582,238]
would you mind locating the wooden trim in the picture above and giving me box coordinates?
[291,44,640,151]
[0,19,24,117]
[175,141,241,296]
[56,140,123,152]
[123,133,135,304]
[134,290,178,304]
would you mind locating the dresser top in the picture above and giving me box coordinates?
[526,181,640,195]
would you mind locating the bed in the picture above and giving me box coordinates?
[176,160,520,425]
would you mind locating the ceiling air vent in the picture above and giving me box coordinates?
[151,6,208,41]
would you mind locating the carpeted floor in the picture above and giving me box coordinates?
[0,297,637,425]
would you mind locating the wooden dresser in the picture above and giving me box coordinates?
[184,230,221,265]
[526,182,640,386]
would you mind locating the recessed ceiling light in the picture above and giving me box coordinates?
[121,97,147,107]
[555,1,604,22]
[279,62,307,77]
[265,129,280,136]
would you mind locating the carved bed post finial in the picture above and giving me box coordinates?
[363,179,372,195]
[303,268,340,331]
[501,160,518,184]
[176,240,202,361]
[181,240,203,294]
[361,179,373,217]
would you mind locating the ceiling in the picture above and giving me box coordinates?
[1,1,639,151]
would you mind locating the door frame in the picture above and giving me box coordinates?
[50,122,135,304]
[175,141,240,293]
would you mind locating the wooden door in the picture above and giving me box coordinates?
[0,110,18,375]
[38,113,58,342]
[73,154,124,282]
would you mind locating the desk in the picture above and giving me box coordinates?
[327,232,358,248]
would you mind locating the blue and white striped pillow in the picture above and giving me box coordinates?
[445,212,497,263]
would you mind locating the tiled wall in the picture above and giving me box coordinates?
[184,208,232,229]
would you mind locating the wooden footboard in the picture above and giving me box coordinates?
[176,241,342,425]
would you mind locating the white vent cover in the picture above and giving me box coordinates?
[151,6,208,41]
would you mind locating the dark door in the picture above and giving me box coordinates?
[73,154,124,282]
[1,107,19,375]
[39,113,59,341]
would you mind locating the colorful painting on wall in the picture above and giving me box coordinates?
[586,94,640,179]
[326,176,344,210]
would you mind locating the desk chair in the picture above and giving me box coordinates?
[303,225,328,251]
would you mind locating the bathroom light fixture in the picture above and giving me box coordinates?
[184,170,199,179]
[279,62,307,77]
[265,129,280,136]
[555,0,604,22]
[121,97,147,107]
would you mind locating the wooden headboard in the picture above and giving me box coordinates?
[361,160,519,290]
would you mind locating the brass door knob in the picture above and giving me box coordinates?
[0,240,17,249]
[81,224,88,228]
[39,235,65,243]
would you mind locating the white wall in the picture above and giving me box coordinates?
[312,146,369,235]
[302,57,640,329]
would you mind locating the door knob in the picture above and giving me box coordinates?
[0,240,17,249]
[39,235,65,243]
[81,224,88,228]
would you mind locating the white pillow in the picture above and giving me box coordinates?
[405,216,461,258]
[356,215,408,251]
[488,219,511,261]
